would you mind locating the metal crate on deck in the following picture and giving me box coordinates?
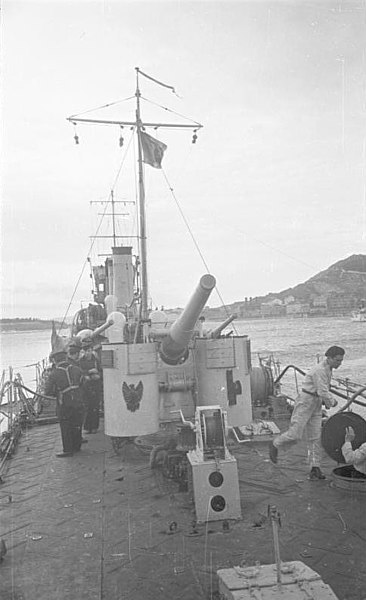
[217,561,339,600]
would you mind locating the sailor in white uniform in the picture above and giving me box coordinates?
[342,426,366,476]
[269,346,345,479]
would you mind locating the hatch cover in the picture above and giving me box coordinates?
[321,412,366,463]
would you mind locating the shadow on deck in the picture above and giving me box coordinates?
[0,420,365,600]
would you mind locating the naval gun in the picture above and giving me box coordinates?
[206,314,236,339]
[101,274,216,438]
[101,272,268,444]
[75,319,115,343]
[158,273,216,364]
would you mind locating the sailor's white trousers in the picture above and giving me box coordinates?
[273,392,323,468]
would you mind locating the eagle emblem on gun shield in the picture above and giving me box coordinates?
[122,381,144,412]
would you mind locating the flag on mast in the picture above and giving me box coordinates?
[140,131,167,169]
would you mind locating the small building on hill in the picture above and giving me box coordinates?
[286,302,310,317]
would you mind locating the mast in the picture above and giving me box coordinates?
[111,189,116,247]
[135,68,149,321]
[67,67,203,331]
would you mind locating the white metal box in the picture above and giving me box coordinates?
[217,561,338,600]
[187,450,242,523]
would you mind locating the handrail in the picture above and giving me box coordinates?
[274,364,305,384]
[0,362,52,479]
[0,362,50,429]
[337,385,366,412]
[274,364,366,407]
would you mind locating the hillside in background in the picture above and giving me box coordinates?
[269,254,366,301]
[3,255,366,325]
[204,254,366,319]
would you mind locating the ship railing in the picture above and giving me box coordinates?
[335,385,366,412]
[274,364,305,391]
[0,360,50,429]
[273,364,366,410]
[0,361,53,478]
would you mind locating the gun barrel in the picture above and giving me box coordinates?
[90,319,114,338]
[160,274,216,363]
[209,314,237,338]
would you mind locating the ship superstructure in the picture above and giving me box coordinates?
[65,68,280,453]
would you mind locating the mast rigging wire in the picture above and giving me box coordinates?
[239,230,316,271]
[59,129,136,332]
[68,96,136,120]
[140,96,202,128]
[160,168,237,329]
[161,168,211,274]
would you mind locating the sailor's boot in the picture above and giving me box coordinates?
[309,466,326,480]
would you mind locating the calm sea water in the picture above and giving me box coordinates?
[0,329,54,386]
[1,317,365,430]
[1,317,365,384]
[233,316,366,385]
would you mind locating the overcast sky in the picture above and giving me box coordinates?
[2,0,366,319]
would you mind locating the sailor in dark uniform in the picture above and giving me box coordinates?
[44,348,84,457]
[67,337,82,365]
[79,338,102,434]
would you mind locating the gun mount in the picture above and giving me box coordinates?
[159,274,216,365]
[102,272,270,442]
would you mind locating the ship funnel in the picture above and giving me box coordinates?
[160,274,216,364]
[108,247,134,311]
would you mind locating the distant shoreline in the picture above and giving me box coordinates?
[1,320,67,333]
[0,313,354,333]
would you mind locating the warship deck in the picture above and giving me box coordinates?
[1,418,365,600]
